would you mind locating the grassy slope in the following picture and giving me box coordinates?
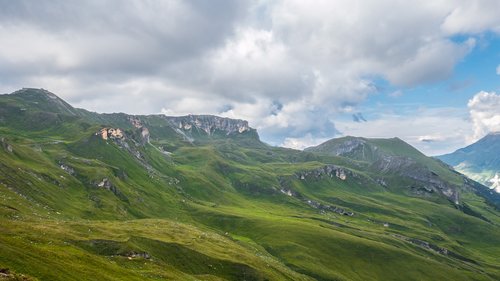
[1,91,500,280]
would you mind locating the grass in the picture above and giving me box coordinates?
[1,90,500,280]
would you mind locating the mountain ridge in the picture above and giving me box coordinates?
[437,133,500,194]
[0,88,261,145]
[1,88,500,280]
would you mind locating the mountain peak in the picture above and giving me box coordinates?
[437,132,500,194]
[305,136,411,159]
[7,88,78,116]
[12,88,61,100]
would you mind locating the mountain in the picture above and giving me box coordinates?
[306,136,500,211]
[437,133,500,193]
[1,89,500,281]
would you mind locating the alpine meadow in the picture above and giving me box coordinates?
[1,1,500,281]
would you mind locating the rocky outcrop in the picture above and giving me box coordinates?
[96,128,124,140]
[372,155,461,204]
[128,117,150,144]
[91,124,160,184]
[94,178,127,201]
[296,165,351,181]
[140,127,150,144]
[392,234,477,264]
[373,155,417,173]
[164,115,251,136]
[376,178,387,187]
[129,117,143,129]
[0,138,13,153]
[125,251,151,259]
[59,162,75,175]
[305,137,376,161]
[97,178,113,189]
[330,138,367,156]
[278,176,354,216]
[280,188,295,197]
[305,199,354,216]
[0,268,36,281]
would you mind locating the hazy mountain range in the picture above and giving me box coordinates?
[438,133,500,193]
[0,88,499,281]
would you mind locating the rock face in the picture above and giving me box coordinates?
[278,176,355,216]
[328,138,367,156]
[392,234,477,264]
[96,128,124,140]
[97,178,113,189]
[296,165,351,181]
[164,115,250,136]
[306,137,468,204]
[59,162,75,175]
[94,177,127,201]
[128,117,143,129]
[305,137,375,160]
[373,155,461,204]
[128,117,150,144]
[140,127,150,143]
[1,138,13,153]
[125,251,151,259]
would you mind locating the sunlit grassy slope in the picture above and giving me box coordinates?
[1,89,499,281]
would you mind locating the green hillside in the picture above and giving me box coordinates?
[1,89,499,281]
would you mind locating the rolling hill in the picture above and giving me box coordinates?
[0,88,499,281]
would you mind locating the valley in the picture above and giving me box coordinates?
[1,88,500,281]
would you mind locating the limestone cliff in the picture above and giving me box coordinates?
[164,115,251,136]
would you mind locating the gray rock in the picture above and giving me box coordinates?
[164,115,250,136]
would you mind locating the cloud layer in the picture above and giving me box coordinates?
[336,107,472,156]
[0,0,499,150]
[468,91,500,141]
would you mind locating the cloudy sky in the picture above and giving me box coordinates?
[1,0,499,155]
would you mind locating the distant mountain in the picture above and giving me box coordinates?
[437,133,500,193]
[1,89,500,281]
[306,136,500,206]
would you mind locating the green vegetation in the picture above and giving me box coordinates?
[0,89,499,280]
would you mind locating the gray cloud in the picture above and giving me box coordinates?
[0,0,249,75]
[0,0,498,148]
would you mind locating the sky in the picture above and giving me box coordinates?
[0,0,499,155]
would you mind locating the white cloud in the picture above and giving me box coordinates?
[389,90,403,98]
[383,38,475,86]
[441,0,500,35]
[336,107,471,156]
[497,65,500,75]
[468,91,500,141]
[269,0,476,87]
[281,134,329,150]
[0,1,499,149]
